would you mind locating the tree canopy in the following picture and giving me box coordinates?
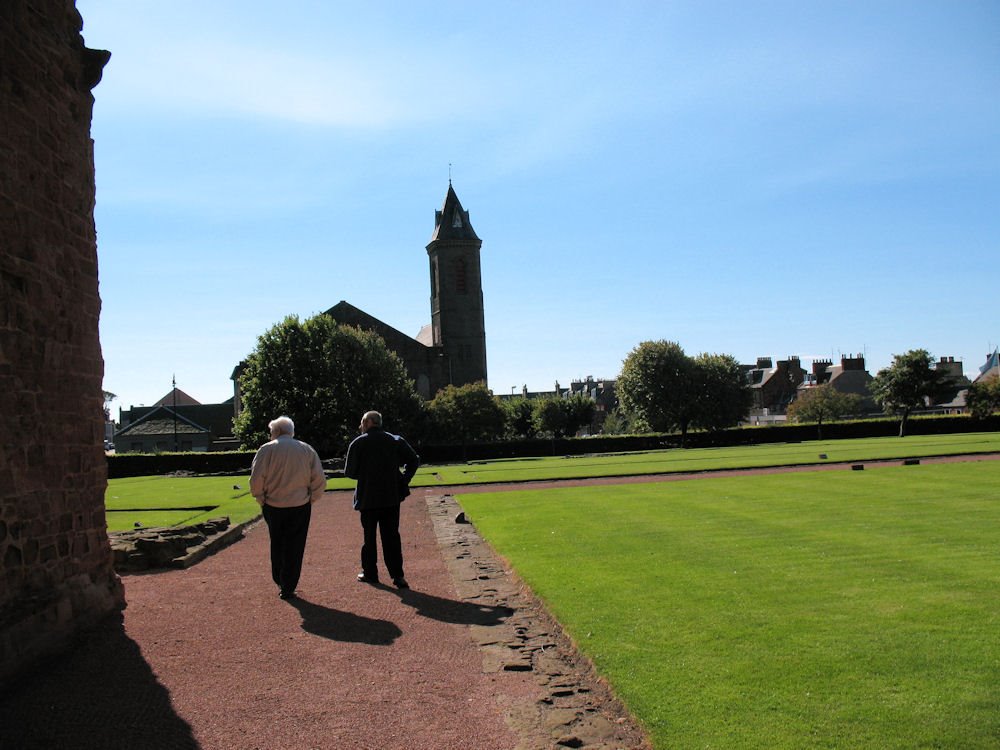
[532,393,596,438]
[787,383,862,439]
[617,340,697,434]
[689,352,751,432]
[234,314,422,455]
[966,375,1000,419]
[617,341,748,440]
[870,349,950,437]
[426,381,505,444]
[501,397,537,439]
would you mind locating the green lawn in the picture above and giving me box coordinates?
[107,433,1000,531]
[104,475,259,532]
[326,432,1000,489]
[457,461,1000,748]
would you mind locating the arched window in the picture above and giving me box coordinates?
[455,257,467,293]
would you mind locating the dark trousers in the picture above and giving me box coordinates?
[359,505,403,580]
[262,502,312,593]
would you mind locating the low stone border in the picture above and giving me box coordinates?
[426,492,652,750]
[109,516,259,573]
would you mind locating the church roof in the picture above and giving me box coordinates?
[324,300,430,351]
[429,183,480,243]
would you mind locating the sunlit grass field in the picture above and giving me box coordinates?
[458,461,1000,749]
[327,432,1000,489]
[106,433,1000,531]
[104,475,259,531]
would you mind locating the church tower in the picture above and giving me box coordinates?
[426,183,487,388]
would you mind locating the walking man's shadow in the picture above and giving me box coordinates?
[289,597,402,645]
[392,588,513,626]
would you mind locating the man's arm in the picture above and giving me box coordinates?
[308,449,326,503]
[249,447,269,506]
[343,435,361,479]
[397,438,420,483]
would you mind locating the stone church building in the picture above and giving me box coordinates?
[234,183,487,409]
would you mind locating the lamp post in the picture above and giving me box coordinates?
[172,374,178,452]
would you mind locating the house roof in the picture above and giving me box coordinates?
[153,388,201,407]
[115,406,210,437]
[975,349,999,383]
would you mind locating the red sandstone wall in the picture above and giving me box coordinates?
[0,0,125,685]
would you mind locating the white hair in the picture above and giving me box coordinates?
[269,416,295,437]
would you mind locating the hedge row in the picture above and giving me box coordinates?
[107,413,1000,477]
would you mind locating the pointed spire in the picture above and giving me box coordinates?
[430,183,480,242]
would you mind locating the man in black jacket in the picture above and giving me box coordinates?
[344,410,420,588]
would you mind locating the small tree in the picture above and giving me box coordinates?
[562,393,597,437]
[617,340,697,436]
[102,390,117,420]
[690,352,750,432]
[599,407,641,435]
[426,382,505,444]
[533,397,569,438]
[787,384,862,439]
[501,397,537,439]
[966,375,1000,419]
[870,349,950,437]
[234,314,423,455]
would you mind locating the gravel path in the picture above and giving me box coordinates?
[1,493,543,750]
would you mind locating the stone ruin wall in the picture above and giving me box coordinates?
[1,0,125,686]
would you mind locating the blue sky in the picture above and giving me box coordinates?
[77,1,1000,413]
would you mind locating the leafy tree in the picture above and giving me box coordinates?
[690,353,751,432]
[234,314,422,455]
[599,407,642,435]
[102,390,117,420]
[563,393,597,436]
[870,349,950,437]
[533,397,569,438]
[787,383,863,439]
[966,375,1000,419]
[533,394,597,438]
[618,341,747,442]
[501,397,537,439]
[617,340,697,436]
[426,381,505,443]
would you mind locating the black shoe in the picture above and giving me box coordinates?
[278,589,296,600]
[357,572,380,584]
[392,577,409,589]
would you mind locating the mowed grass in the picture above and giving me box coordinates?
[104,475,258,532]
[107,432,1000,531]
[326,432,1000,489]
[457,461,1000,749]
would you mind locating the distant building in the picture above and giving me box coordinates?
[798,354,876,412]
[233,183,487,405]
[744,356,806,422]
[974,348,999,383]
[116,387,237,452]
[495,377,617,435]
[928,356,971,413]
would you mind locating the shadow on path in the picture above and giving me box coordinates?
[288,597,402,645]
[393,588,513,626]
[0,614,198,750]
